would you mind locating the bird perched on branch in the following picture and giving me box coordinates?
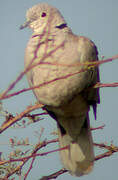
[20,3,100,177]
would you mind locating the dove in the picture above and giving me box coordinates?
[20,3,100,177]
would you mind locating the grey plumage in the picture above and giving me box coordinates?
[22,3,100,176]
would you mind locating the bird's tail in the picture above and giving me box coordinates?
[58,114,94,177]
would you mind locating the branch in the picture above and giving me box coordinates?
[1,138,118,179]
[40,169,68,180]
[0,54,118,101]
[0,41,65,101]
[94,82,118,88]
[1,139,58,179]
[0,103,43,134]
[24,157,36,180]
[91,124,105,131]
[94,143,118,160]
[40,142,118,180]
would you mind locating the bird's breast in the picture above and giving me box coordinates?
[25,35,92,106]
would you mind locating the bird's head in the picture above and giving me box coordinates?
[20,3,68,34]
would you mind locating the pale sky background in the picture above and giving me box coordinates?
[0,0,118,180]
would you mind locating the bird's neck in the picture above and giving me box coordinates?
[31,24,72,45]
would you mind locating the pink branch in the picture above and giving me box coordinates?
[24,157,36,180]
[0,103,43,134]
[0,54,118,101]
[91,124,105,131]
[94,82,118,88]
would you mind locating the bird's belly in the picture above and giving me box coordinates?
[31,65,90,106]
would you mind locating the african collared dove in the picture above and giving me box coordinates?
[21,3,100,177]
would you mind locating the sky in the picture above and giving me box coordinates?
[0,0,118,180]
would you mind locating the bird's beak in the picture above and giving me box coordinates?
[19,20,31,30]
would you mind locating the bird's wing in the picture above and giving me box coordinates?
[77,36,100,119]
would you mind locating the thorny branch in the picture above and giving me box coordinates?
[0,139,118,180]
[0,139,58,179]
[0,136,118,180]
[0,103,44,134]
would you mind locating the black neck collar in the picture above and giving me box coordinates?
[55,23,67,29]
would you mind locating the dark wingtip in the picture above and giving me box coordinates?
[93,104,97,120]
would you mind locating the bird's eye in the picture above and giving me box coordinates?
[41,12,47,17]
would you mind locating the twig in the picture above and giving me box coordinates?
[94,143,118,160]
[1,139,58,179]
[0,103,43,134]
[94,82,118,88]
[40,169,68,180]
[40,142,118,180]
[24,157,36,180]
[0,54,118,101]
[91,124,105,131]
[0,41,65,101]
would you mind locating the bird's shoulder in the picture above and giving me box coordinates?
[73,35,98,62]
